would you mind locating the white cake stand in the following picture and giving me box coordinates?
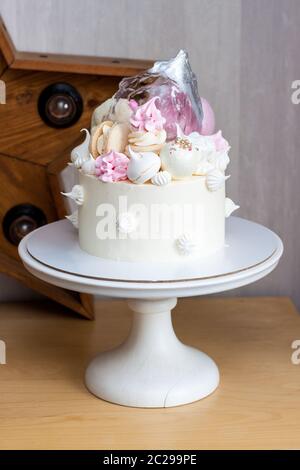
[18,217,283,408]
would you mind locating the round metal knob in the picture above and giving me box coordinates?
[2,204,47,246]
[38,82,83,128]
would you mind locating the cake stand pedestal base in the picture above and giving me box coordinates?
[85,298,219,408]
[19,217,283,408]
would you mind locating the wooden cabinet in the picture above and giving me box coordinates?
[0,16,152,318]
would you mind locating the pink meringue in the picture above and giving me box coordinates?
[95,151,129,183]
[129,99,138,111]
[199,97,215,135]
[211,130,230,153]
[130,96,166,133]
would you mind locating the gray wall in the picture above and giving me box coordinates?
[0,0,299,307]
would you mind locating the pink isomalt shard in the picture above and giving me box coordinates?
[114,50,203,141]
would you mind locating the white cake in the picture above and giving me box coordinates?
[63,51,239,263]
[77,172,226,262]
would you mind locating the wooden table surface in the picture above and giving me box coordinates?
[0,297,299,450]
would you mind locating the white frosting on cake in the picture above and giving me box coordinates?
[78,171,225,262]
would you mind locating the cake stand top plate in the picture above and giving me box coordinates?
[19,217,283,298]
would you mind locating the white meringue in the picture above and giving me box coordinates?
[70,129,90,169]
[81,154,96,176]
[186,132,231,175]
[65,210,79,229]
[117,212,138,234]
[61,185,84,206]
[194,160,215,176]
[225,198,240,217]
[176,233,198,256]
[128,129,166,147]
[151,170,172,186]
[189,133,216,176]
[206,169,230,192]
[215,152,230,172]
[189,132,215,158]
[127,146,161,184]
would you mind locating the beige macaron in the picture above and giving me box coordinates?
[90,120,114,158]
[106,122,130,154]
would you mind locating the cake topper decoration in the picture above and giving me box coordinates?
[70,50,232,192]
[113,50,203,140]
[148,50,203,121]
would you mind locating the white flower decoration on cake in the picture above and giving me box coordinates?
[225,198,240,217]
[61,185,84,206]
[176,233,198,256]
[70,129,90,169]
[151,170,172,186]
[65,210,79,229]
[206,169,230,192]
[117,212,138,234]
